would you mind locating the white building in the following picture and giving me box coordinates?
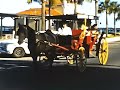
[63,0,95,16]
[0,0,41,26]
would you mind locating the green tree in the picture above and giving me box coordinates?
[27,0,32,4]
[98,0,111,37]
[109,1,120,36]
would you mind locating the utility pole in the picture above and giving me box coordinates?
[41,0,46,31]
[95,0,98,24]
[106,9,108,37]
[74,0,78,29]
[48,0,51,29]
[0,17,3,38]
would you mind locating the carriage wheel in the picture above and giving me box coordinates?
[98,38,108,65]
[75,47,87,72]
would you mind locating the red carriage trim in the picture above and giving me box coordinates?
[72,29,82,36]
[51,43,69,51]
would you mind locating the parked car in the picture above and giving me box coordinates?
[0,38,30,58]
[0,29,59,58]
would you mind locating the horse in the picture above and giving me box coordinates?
[17,24,58,68]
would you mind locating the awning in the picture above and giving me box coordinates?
[0,13,18,17]
[17,7,63,16]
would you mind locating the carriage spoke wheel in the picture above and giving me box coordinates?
[98,38,108,65]
[75,47,87,72]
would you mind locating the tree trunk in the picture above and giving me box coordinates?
[48,0,51,29]
[74,0,78,29]
[0,17,2,38]
[106,10,108,37]
[41,0,46,31]
[114,13,116,36]
[95,0,98,24]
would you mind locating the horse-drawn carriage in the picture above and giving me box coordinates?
[17,14,108,72]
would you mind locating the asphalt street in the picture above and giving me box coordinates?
[0,41,120,90]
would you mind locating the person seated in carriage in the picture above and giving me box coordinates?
[78,22,88,47]
[85,24,99,57]
[57,23,72,46]
[58,23,72,36]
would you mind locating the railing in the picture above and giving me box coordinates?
[98,28,120,35]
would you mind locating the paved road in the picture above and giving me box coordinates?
[0,41,120,90]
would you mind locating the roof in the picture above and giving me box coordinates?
[0,13,18,17]
[17,7,63,16]
[0,13,42,20]
[46,14,99,20]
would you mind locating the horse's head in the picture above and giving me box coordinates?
[17,24,27,44]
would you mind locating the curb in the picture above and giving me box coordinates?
[106,36,120,43]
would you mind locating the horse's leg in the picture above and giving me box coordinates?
[47,52,55,70]
[47,54,53,67]
[30,51,38,70]
[28,45,38,71]
[79,46,85,59]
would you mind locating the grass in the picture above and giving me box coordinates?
[107,34,115,38]
[107,33,120,38]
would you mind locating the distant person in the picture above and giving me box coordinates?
[78,23,88,46]
[89,24,99,56]
[91,24,99,36]
[58,23,72,35]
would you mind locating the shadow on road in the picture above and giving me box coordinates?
[0,60,120,90]
[0,54,30,58]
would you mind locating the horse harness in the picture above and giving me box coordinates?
[36,31,58,49]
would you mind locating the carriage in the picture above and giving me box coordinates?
[17,14,108,72]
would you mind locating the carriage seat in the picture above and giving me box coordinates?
[72,29,82,40]
[58,35,72,46]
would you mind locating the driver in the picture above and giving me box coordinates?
[58,23,72,35]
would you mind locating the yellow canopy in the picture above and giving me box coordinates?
[17,7,63,16]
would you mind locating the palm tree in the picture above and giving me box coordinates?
[27,0,95,30]
[98,0,111,37]
[109,1,120,36]
[117,11,120,21]
[48,0,85,29]
[95,0,98,24]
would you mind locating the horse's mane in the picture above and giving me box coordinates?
[24,25,36,44]
[26,25,35,34]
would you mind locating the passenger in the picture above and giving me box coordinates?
[58,23,72,35]
[58,23,73,64]
[89,24,99,57]
[90,24,99,44]
[81,23,88,32]
[79,23,88,46]
[91,24,99,36]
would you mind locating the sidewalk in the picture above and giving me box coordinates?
[106,36,120,43]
